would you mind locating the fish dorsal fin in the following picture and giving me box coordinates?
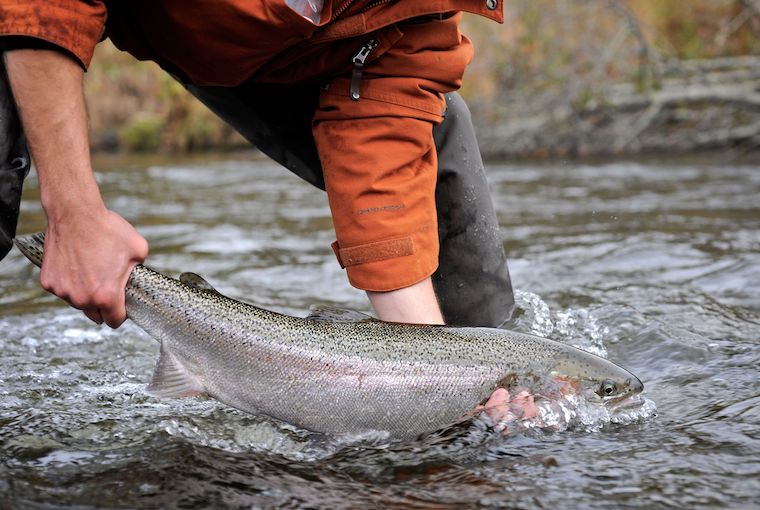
[306,305,377,322]
[179,272,221,295]
[146,346,204,399]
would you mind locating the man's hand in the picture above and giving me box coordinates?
[42,205,147,328]
[5,48,147,327]
[476,387,538,433]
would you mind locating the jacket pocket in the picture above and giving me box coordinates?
[253,24,403,85]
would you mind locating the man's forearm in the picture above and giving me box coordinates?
[4,48,104,216]
[4,48,148,328]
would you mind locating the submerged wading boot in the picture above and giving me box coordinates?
[0,60,31,262]
[185,81,515,327]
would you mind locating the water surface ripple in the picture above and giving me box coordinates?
[1,156,758,508]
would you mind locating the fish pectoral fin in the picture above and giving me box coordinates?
[306,304,377,322]
[146,346,204,399]
[179,272,223,296]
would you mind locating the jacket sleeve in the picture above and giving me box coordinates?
[312,14,474,292]
[0,0,106,68]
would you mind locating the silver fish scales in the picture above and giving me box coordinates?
[15,232,643,438]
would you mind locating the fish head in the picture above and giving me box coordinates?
[550,351,644,403]
[588,374,644,402]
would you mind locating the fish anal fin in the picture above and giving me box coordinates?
[306,304,377,322]
[147,346,204,399]
[179,272,221,296]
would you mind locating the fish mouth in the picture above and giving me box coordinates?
[630,376,644,395]
[603,379,645,404]
[602,391,639,404]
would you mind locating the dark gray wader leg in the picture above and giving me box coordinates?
[184,83,515,327]
[0,59,32,261]
[432,93,515,326]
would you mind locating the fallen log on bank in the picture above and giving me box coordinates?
[474,55,760,161]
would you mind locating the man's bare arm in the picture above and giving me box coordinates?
[4,48,147,328]
[367,277,444,324]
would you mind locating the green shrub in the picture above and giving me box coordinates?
[118,113,165,152]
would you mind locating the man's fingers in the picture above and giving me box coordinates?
[95,263,137,329]
[482,387,511,421]
[476,387,540,430]
[93,283,128,329]
[469,389,510,420]
[83,308,104,325]
[486,387,510,405]
[40,253,136,330]
[511,390,538,419]
[100,305,127,329]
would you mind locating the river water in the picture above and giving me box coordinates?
[1,155,758,508]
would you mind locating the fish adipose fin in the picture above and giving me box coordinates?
[179,272,222,296]
[147,346,204,398]
[306,305,377,322]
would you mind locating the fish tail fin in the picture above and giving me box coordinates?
[147,345,204,399]
[14,232,45,268]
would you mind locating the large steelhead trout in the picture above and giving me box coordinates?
[15,233,643,438]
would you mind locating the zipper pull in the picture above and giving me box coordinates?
[350,39,379,101]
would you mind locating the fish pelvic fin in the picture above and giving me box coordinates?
[146,345,204,399]
[179,272,222,296]
[14,232,45,268]
[306,304,377,322]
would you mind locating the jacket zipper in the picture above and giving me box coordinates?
[330,0,355,21]
[360,0,395,13]
[350,39,379,101]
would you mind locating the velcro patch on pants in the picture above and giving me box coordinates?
[331,237,414,268]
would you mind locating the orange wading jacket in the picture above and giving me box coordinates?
[0,0,503,291]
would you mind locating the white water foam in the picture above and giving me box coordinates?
[502,290,656,433]
[513,290,609,357]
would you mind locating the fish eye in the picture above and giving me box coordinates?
[598,380,617,397]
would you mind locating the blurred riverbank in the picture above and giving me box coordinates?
[84,0,760,161]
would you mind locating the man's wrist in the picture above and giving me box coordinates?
[41,187,106,224]
[367,277,445,325]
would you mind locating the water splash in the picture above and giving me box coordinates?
[470,393,657,440]
[500,290,656,433]
[513,290,555,337]
[523,393,656,433]
[513,290,608,357]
